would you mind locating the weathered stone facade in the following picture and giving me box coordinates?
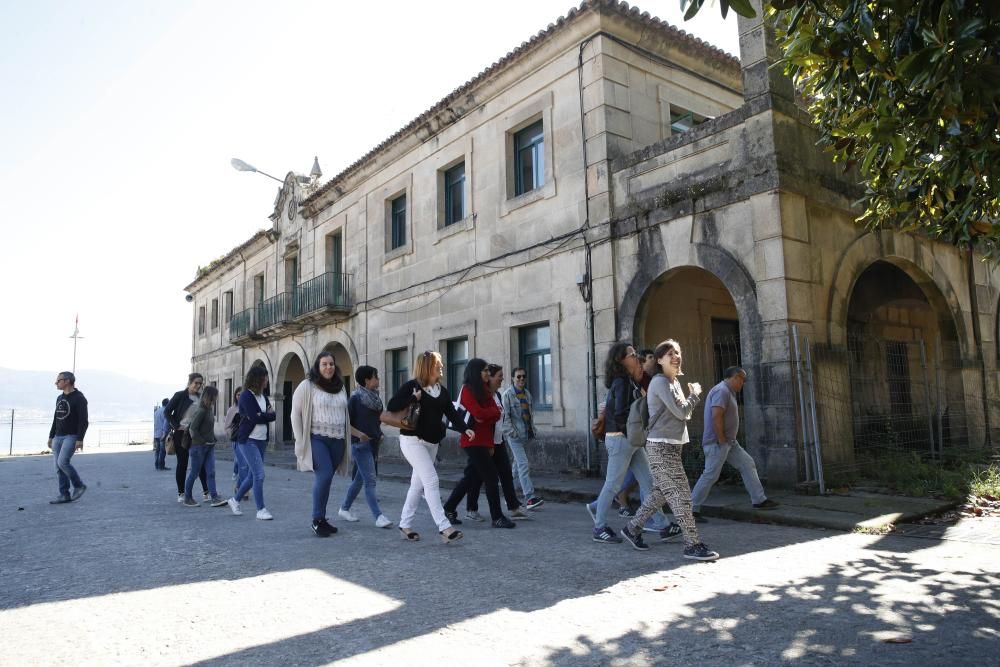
[185,0,999,487]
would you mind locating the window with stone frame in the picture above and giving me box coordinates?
[518,323,552,410]
[513,119,544,197]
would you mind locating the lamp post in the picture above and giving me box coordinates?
[230,158,284,184]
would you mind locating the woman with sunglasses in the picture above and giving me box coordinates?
[386,351,471,545]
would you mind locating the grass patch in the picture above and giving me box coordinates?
[833,452,998,501]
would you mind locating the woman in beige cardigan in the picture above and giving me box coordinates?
[291,351,362,537]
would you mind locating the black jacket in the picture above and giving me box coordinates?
[164,389,195,430]
[605,377,640,436]
[49,389,89,440]
[386,380,462,445]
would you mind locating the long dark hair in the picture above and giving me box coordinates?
[462,358,489,404]
[309,351,344,394]
[244,365,268,395]
[200,385,219,408]
[603,342,632,389]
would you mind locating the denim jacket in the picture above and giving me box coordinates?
[501,385,534,441]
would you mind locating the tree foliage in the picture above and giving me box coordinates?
[682,0,1000,256]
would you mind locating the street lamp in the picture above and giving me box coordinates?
[230,158,284,184]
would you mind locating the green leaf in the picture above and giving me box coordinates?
[683,0,704,21]
[726,0,757,18]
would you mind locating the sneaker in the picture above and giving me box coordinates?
[227,497,242,516]
[311,519,332,537]
[585,502,597,523]
[621,524,649,551]
[492,516,516,529]
[659,523,683,542]
[592,526,623,544]
[183,497,200,508]
[375,514,393,528]
[318,518,337,534]
[444,510,463,525]
[693,512,708,524]
[683,542,720,562]
[525,497,544,510]
[256,508,274,521]
[203,492,211,502]
[209,496,228,507]
[510,507,532,520]
[49,495,72,504]
[177,493,184,503]
[70,485,87,501]
[338,508,359,523]
[464,510,486,522]
[753,499,780,510]
[618,506,635,517]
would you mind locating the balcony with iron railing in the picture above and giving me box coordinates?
[226,272,353,346]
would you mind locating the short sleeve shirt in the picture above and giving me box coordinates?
[701,381,738,446]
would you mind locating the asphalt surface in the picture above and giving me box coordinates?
[1,450,997,666]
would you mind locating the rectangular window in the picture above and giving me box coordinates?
[519,324,552,409]
[514,120,544,196]
[210,298,219,330]
[389,347,409,397]
[197,306,206,336]
[444,162,466,226]
[224,378,233,412]
[390,194,407,250]
[253,274,265,306]
[210,380,218,418]
[223,290,233,322]
[446,338,469,394]
[284,256,298,293]
[669,105,709,134]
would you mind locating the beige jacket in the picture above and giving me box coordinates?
[291,380,353,476]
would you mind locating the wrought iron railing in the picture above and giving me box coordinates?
[257,293,294,330]
[294,272,351,317]
[229,308,256,339]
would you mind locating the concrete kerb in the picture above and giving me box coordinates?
[213,446,960,534]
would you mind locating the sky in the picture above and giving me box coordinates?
[0,0,739,386]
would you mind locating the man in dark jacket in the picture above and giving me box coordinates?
[164,373,207,502]
[48,371,88,504]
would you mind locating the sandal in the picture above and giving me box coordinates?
[440,527,464,545]
[399,527,420,542]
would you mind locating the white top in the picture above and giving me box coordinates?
[493,393,503,445]
[249,392,268,441]
[311,389,348,438]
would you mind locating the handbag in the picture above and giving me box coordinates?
[380,400,421,430]
[591,413,606,440]
[165,431,176,455]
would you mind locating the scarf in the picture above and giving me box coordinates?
[356,385,383,412]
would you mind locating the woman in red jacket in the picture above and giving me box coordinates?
[442,358,516,529]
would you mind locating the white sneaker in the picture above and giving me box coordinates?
[177,493,184,503]
[256,508,273,521]
[227,497,242,516]
[203,492,211,501]
[465,510,486,522]
[375,514,393,528]
[338,508,359,522]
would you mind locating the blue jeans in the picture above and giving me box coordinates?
[186,445,218,500]
[342,441,382,519]
[690,440,766,511]
[310,434,345,521]
[235,439,267,510]
[154,437,167,469]
[590,434,666,530]
[51,435,84,498]
[232,441,243,480]
[506,437,535,498]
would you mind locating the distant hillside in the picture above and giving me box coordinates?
[0,368,178,421]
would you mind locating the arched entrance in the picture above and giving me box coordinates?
[322,341,355,394]
[634,266,745,458]
[276,352,306,445]
[843,260,964,467]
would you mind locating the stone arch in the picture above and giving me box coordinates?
[321,341,356,393]
[826,231,968,354]
[274,343,309,445]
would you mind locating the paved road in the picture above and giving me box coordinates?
[1,450,997,666]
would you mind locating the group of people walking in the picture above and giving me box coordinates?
[51,336,777,564]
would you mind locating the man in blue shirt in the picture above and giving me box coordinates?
[153,398,170,470]
[690,366,778,521]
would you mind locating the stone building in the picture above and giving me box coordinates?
[184,0,999,488]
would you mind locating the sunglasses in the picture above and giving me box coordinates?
[514,375,526,380]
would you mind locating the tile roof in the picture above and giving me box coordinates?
[185,230,269,292]
[301,0,739,210]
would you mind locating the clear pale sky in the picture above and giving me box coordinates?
[0,0,738,386]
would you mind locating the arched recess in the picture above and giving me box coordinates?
[275,344,309,445]
[826,231,969,355]
[321,341,356,394]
